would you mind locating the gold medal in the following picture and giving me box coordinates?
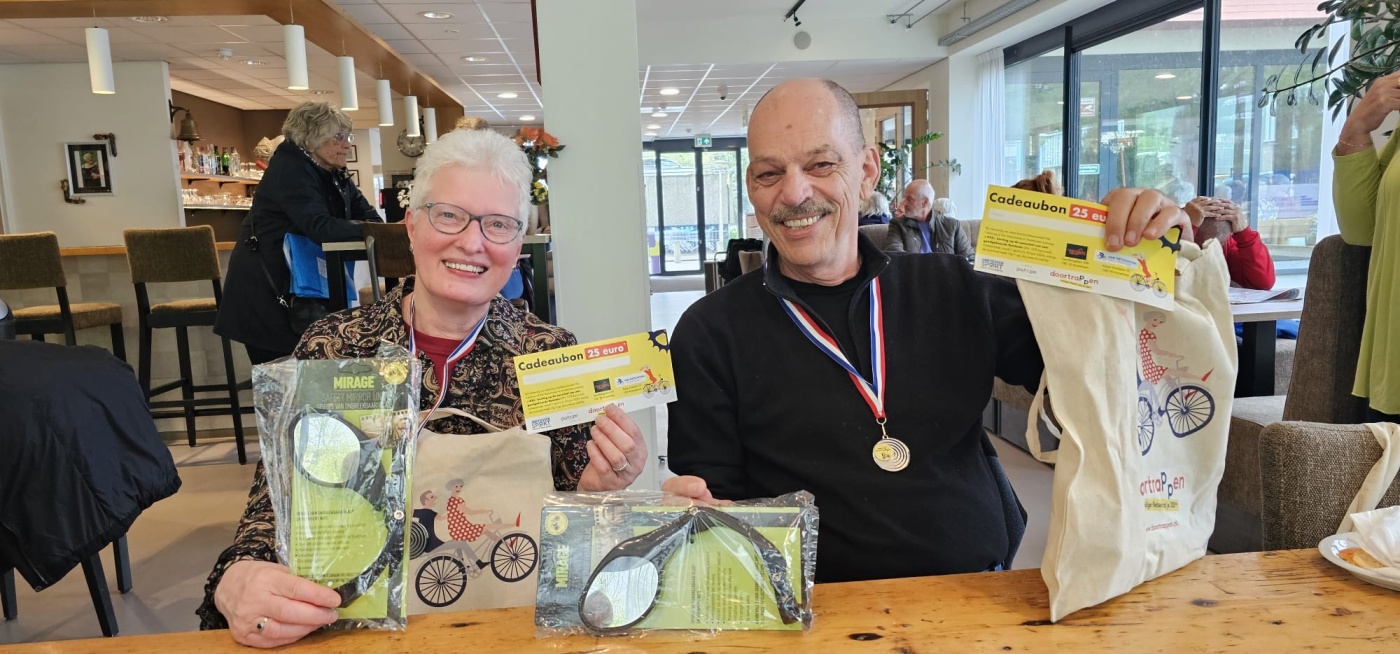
[872,437,910,472]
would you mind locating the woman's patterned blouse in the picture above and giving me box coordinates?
[196,276,590,629]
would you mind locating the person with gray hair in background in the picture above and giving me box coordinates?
[215,101,382,364]
[883,179,974,259]
[198,128,647,647]
[858,191,892,225]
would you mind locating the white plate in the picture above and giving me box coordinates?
[1319,532,1400,592]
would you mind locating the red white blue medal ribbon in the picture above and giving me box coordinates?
[408,297,486,431]
[779,278,909,471]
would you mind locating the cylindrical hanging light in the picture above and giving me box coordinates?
[423,107,438,143]
[338,56,358,110]
[284,24,308,90]
[85,27,114,95]
[405,95,420,137]
[376,79,394,126]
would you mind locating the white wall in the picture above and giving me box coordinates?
[0,62,180,246]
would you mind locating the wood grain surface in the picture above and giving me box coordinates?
[7,549,1398,653]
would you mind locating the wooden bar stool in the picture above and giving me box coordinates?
[0,232,125,359]
[123,226,247,464]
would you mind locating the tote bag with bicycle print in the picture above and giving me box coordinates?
[1020,238,1237,621]
[407,408,553,613]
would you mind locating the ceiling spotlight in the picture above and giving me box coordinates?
[1176,95,1193,100]
[1155,73,1177,79]
[242,59,267,66]
[646,123,662,130]
[793,14,802,26]
[444,29,460,34]
[310,89,332,95]
[419,11,454,19]
[645,131,658,137]
[129,16,168,23]
[520,115,536,121]
[659,87,680,96]
[216,48,233,60]
[651,110,667,118]
[497,91,518,99]
[461,55,488,62]
[783,0,807,26]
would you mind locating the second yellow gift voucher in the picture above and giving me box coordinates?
[514,330,677,432]
[974,186,1180,310]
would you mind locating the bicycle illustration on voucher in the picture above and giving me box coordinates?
[1130,252,1169,298]
[640,364,672,398]
[1136,312,1215,455]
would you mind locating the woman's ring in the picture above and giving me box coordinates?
[255,617,269,633]
[612,460,631,473]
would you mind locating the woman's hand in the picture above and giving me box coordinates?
[1338,70,1400,154]
[1102,188,1192,251]
[213,560,341,648]
[660,475,730,506]
[578,404,648,491]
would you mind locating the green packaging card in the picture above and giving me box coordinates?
[535,505,805,631]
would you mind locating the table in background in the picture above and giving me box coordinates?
[522,234,551,324]
[11,550,1397,653]
[324,240,368,313]
[1231,298,1305,397]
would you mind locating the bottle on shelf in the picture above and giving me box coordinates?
[221,147,231,176]
[230,148,241,177]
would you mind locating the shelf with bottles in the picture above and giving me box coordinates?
[180,173,261,186]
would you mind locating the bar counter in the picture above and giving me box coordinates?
[7,549,1396,652]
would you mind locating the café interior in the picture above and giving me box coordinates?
[0,0,1395,650]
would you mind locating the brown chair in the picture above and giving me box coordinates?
[1214,235,1372,553]
[123,226,247,464]
[0,232,126,359]
[363,222,414,302]
[1259,421,1400,550]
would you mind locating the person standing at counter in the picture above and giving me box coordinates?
[1332,70,1400,422]
[214,102,381,364]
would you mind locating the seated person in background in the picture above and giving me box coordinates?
[882,179,974,259]
[858,192,892,225]
[197,129,647,648]
[1011,170,1063,195]
[663,77,1189,583]
[1183,196,1275,290]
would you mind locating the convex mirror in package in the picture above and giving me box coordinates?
[252,346,421,631]
[535,490,817,636]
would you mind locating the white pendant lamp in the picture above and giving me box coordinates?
[376,79,394,126]
[85,27,114,94]
[338,56,358,110]
[405,95,420,137]
[423,107,438,143]
[284,24,308,90]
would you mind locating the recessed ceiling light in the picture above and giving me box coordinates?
[1155,73,1176,79]
[646,123,662,130]
[520,115,536,121]
[497,92,518,99]
[129,16,168,23]
[645,132,658,137]
[444,29,460,34]
[659,87,680,96]
[242,59,267,66]
[310,90,333,95]
[419,11,454,19]
[1176,95,1192,100]
[651,111,666,118]
[461,56,488,62]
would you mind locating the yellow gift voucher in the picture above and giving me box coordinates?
[514,330,676,432]
[974,186,1181,310]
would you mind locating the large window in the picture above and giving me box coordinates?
[1003,0,1335,280]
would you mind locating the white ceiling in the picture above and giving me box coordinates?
[0,1,952,138]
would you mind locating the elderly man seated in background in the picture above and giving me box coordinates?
[883,179,974,259]
[1183,196,1275,291]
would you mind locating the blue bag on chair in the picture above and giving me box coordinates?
[283,233,354,304]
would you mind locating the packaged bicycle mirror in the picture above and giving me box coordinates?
[534,490,817,636]
[252,345,421,630]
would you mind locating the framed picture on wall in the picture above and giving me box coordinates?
[348,169,361,187]
[346,144,358,163]
[65,141,113,195]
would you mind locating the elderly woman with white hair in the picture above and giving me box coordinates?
[197,128,648,647]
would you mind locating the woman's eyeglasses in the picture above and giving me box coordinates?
[332,131,356,144]
[420,202,524,244]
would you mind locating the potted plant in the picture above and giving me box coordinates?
[876,132,961,200]
[1260,2,1394,118]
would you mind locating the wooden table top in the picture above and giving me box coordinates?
[1230,298,1305,323]
[9,549,1396,652]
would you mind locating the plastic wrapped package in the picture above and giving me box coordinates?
[535,490,817,637]
[252,345,421,631]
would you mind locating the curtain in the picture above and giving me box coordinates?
[971,48,1005,223]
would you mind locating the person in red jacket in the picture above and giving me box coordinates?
[1183,196,1275,290]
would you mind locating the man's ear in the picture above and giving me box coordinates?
[859,145,879,197]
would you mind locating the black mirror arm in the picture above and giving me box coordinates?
[690,507,801,625]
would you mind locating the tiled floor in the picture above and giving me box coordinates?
[0,286,1054,645]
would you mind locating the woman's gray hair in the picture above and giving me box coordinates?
[409,128,532,220]
[933,197,956,218]
[282,102,352,150]
[860,192,889,217]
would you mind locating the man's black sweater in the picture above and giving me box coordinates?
[668,236,1043,583]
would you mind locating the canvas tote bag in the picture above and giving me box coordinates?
[1020,239,1237,621]
[407,407,553,613]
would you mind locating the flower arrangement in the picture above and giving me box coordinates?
[396,182,413,209]
[514,127,564,205]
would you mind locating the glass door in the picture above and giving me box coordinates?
[702,149,741,263]
[656,151,700,274]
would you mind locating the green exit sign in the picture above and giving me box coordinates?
[694,134,713,148]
